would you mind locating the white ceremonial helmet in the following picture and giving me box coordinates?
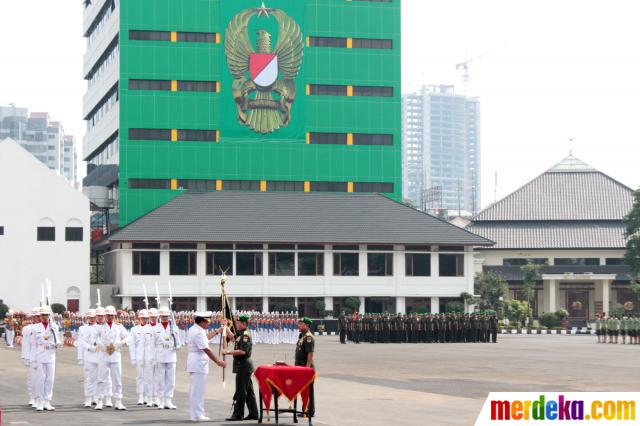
[148,308,159,317]
[31,307,41,316]
[86,309,96,318]
[40,306,52,314]
[7,309,14,316]
[95,307,106,316]
[105,305,116,315]
[158,307,170,316]
[138,309,149,318]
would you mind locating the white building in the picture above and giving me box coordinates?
[105,191,492,316]
[0,139,90,312]
[468,155,635,323]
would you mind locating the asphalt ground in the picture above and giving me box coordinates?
[0,335,638,425]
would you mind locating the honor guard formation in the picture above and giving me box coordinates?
[338,311,499,344]
[594,313,640,344]
[2,306,313,422]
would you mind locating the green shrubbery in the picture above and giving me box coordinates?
[538,309,569,328]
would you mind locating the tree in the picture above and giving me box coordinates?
[504,300,528,326]
[343,297,361,314]
[623,189,640,292]
[0,299,8,320]
[475,272,508,312]
[520,261,543,324]
[51,303,66,315]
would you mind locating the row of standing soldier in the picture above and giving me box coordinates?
[339,312,499,344]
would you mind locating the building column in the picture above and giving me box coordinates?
[431,297,440,314]
[231,297,237,312]
[602,280,610,315]
[359,296,365,315]
[396,296,406,314]
[548,280,557,312]
[122,296,132,310]
[196,296,207,312]
[262,296,269,314]
[324,296,334,318]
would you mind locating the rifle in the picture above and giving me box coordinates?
[218,267,235,389]
[142,282,149,310]
[154,281,161,309]
[45,279,59,346]
[167,281,178,348]
[96,288,102,308]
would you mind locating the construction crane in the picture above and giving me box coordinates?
[456,52,485,96]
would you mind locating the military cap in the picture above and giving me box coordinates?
[299,317,312,326]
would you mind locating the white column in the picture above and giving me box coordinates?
[548,280,557,312]
[359,245,367,278]
[431,297,440,314]
[196,296,207,312]
[262,296,269,313]
[359,296,365,315]
[231,297,237,312]
[122,296,132,310]
[396,296,406,314]
[431,246,439,277]
[602,280,610,315]
[324,296,333,318]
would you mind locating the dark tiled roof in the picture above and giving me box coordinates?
[110,191,494,245]
[473,156,634,222]
[467,221,627,249]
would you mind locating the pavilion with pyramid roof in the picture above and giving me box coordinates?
[467,154,636,323]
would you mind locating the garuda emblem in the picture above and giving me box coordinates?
[224,5,303,134]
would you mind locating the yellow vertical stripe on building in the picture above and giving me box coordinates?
[171,80,178,92]
[171,31,177,42]
[216,180,222,191]
[306,133,310,144]
[171,129,178,142]
[260,181,267,192]
[347,85,353,97]
[346,38,353,48]
[216,81,220,92]
[347,182,354,193]
[215,130,220,142]
[306,84,310,95]
[171,179,178,190]
[347,133,353,145]
[215,33,221,44]
[304,181,311,192]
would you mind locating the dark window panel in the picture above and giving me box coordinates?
[132,251,160,275]
[333,253,359,276]
[406,253,431,277]
[170,251,197,275]
[236,252,263,275]
[177,80,217,92]
[177,31,217,43]
[224,180,260,191]
[177,129,217,142]
[605,258,626,266]
[170,243,197,249]
[206,243,233,250]
[298,252,324,276]
[0,226,4,235]
[129,30,171,41]
[206,252,233,275]
[439,245,465,252]
[439,254,464,277]
[367,245,393,251]
[352,38,393,49]
[268,252,295,276]
[353,85,394,97]
[353,133,393,146]
[554,258,600,266]
[236,244,263,250]
[353,182,394,193]
[367,253,393,276]
[268,244,295,250]
[177,180,217,191]
[308,84,348,96]
[128,79,171,91]
[132,243,161,249]
[37,226,55,241]
[128,128,172,141]
[65,227,83,241]
[310,181,348,192]
[308,36,347,48]
[298,244,324,250]
[333,245,359,251]
[404,245,431,252]
[267,181,305,191]
[128,179,171,189]
[309,132,348,145]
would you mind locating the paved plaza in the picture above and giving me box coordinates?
[1,335,639,425]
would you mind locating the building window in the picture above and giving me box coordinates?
[206,252,233,275]
[37,227,55,241]
[177,180,217,191]
[176,31,217,43]
[129,128,172,141]
[554,258,600,266]
[236,252,263,275]
[308,84,348,96]
[129,30,171,41]
[502,258,547,266]
[267,181,305,191]
[605,258,626,266]
[352,38,393,49]
[65,227,83,241]
[223,180,261,191]
[353,182,394,193]
[406,253,431,276]
[353,133,393,146]
[268,252,295,276]
[129,30,218,43]
[310,181,348,192]
[309,36,347,47]
[0,226,4,235]
[298,252,324,276]
[178,81,218,92]
[309,132,348,144]
[170,251,197,275]
[334,253,359,276]
[128,179,171,189]
[132,251,160,275]
[367,253,393,276]
[439,254,464,277]
[177,129,218,142]
[129,79,171,91]
[352,86,394,97]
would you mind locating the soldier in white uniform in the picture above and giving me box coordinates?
[186,311,226,422]
[148,307,161,407]
[21,308,40,407]
[4,309,15,348]
[155,307,182,409]
[96,305,130,411]
[33,306,62,411]
[130,309,156,406]
[77,309,100,407]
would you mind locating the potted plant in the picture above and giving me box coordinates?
[556,309,569,329]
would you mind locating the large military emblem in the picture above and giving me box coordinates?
[224,4,303,134]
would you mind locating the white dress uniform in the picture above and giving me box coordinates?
[148,319,161,405]
[96,320,130,410]
[186,322,212,421]
[154,320,182,409]
[130,322,156,405]
[32,319,62,410]
[20,321,36,405]
[5,316,15,348]
[77,322,100,406]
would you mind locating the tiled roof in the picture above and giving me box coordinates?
[110,191,494,245]
[466,221,627,249]
[473,156,634,222]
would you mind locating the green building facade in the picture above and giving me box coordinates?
[118,0,401,225]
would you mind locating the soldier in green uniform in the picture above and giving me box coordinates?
[594,313,602,343]
[223,314,259,421]
[621,315,628,344]
[296,317,315,369]
[490,313,498,343]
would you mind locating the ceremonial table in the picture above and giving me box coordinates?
[254,364,316,425]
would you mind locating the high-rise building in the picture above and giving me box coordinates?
[82,0,402,228]
[402,85,480,215]
[0,106,79,187]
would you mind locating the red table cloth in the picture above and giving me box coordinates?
[254,364,316,414]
